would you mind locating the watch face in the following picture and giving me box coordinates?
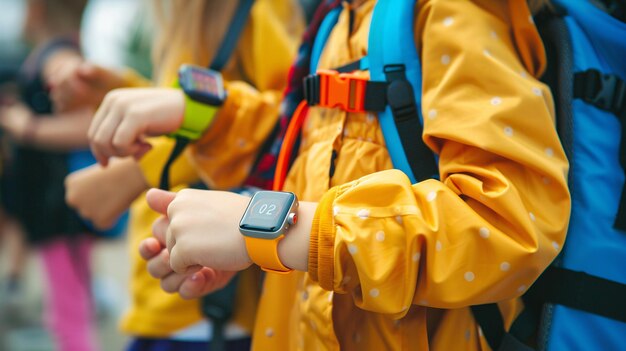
[178,65,225,105]
[240,191,296,237]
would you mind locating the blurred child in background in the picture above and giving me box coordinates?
[0,0,99,350]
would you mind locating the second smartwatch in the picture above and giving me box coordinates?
[171,64,227,140]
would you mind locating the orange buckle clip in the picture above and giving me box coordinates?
[317,69,368,113]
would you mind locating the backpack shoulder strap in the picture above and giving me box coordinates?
[210,0,255,71]
[310,6,343,72]
[367,0,437,183]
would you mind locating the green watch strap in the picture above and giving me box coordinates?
[171,80,220,140]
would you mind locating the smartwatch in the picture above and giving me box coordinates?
[171,64,227,140]
[239,191,299,274]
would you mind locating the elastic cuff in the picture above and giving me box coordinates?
[309,186,339,291]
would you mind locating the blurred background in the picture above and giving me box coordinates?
[0,0,144,350]
[0,1,320,350]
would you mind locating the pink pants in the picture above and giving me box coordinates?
[39,236,98,351]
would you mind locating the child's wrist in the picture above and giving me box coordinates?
[22,117,39,144]
[277,201,317,272]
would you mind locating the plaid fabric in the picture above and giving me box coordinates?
[244,0,342,189]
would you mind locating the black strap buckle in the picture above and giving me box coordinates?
[576,70,626,115]
[384,64,418,122]
[303,74,320,106]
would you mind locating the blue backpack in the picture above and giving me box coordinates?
[304,0,626,350]
[471,1,626,350]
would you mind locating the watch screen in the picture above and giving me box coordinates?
[189,69,220,95]
[178,65,225,104]
[240,191,295,233]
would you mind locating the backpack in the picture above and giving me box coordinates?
[291,0,626,350]
[472,1,626,350]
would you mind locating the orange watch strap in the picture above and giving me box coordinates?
[244,236,292,274]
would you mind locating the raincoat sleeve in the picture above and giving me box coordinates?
[186,0,303,190]
[121,68,153,88]
[308,0,570,318]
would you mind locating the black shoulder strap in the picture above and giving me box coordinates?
[210,0,255,72]
[384,64,439,182]
[160,0,255,190]
[526,266,626,323]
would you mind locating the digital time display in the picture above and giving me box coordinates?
[178,65,225,105]
[190,70,220,94]
[240,191,296,233]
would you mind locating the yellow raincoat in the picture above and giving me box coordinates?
[191,0,570,349]
[120,0,303,337]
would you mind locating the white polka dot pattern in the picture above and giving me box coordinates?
[479,227,490,238]
[375,231,385,242]
[428,109,438,119]
[348,244,358,255]
[357,209,370,219]
[427,191,437,202]
[504,126,513,136]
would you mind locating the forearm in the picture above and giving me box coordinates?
[29,109,92,150]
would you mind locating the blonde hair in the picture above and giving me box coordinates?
[528,0,553,14]
[150,0,239,84]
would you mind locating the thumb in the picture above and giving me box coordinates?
[146,188,176,215]
[77,62,104,82]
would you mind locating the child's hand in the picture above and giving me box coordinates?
[65,157,148,229]
[146,188,253,274]
[88,88,185,166]
[139,201,237,299]
[0,103,35,143]
[49,62,129,112]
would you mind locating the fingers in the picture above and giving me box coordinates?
[159,265,201,294]
[146,248,173,279]
[132,142,153,160]
[139,237,164,261]
[169,244,200,274]
[77,62,99,80]
[88,96,115,165]
[146,189,176,216]
[111,104,151,151]
[91,101,125,164]
[159,271,188,294]
[151,215,169,245]
[178,269,215,299]
[179,269,235,300]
